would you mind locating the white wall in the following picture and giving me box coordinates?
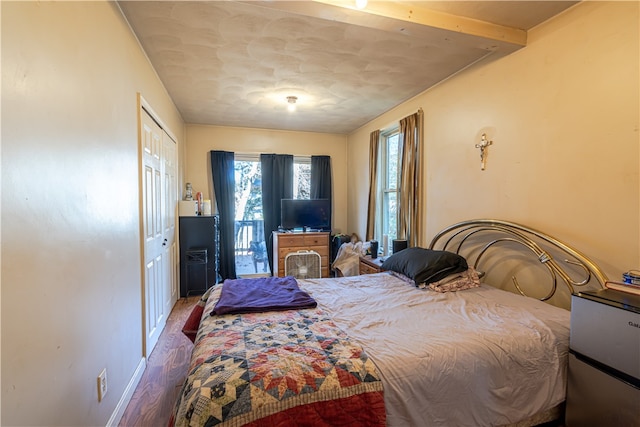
[1,2,184,425]
[186,124,349,234]
[347,1,639,281]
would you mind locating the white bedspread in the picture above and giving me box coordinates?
[299,273,570,427]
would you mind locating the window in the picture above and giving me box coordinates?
[233,154,312,221]
[379,129,401,254]
[293,156,311,199]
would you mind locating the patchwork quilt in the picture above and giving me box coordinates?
[171,287,386,427]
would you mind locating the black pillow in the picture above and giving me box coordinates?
[381,247,468,285]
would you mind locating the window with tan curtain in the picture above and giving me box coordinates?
[398,110,424,247]
[367,109,423,252]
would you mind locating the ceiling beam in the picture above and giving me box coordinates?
[245,1,526,48]
[326,1,528,45]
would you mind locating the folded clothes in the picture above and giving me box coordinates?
[211,275,317,315]
[428,267,480,293]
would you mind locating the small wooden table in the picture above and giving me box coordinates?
[359,256,386,275]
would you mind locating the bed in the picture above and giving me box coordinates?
[172,219,608,427]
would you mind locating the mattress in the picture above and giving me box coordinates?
[299,273,571,427]
[174,272,570,427]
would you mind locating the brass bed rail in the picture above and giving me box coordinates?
[429,219,607,301]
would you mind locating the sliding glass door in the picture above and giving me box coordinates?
[233,155,312,277]
[234,157,269,277]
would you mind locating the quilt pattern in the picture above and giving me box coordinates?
[172,295,385,427]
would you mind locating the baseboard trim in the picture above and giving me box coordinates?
[106,357,147,427]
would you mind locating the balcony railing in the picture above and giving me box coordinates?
[234,219,270,276]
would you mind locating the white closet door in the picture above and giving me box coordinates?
[141,108,167,359]
[162,130,178,316]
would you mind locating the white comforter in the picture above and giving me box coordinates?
[299,273,570,427]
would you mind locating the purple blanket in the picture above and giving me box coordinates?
[211,276,317,315]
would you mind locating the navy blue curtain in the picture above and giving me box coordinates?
[311,155,332,230]
[210,150,236,280]
[261,154,293,274]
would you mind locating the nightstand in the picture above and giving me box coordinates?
[359,256,386,275]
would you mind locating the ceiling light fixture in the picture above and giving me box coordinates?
[355,0,367,9]
[287,96,298,112]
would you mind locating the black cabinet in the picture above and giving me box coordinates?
[179,215,220,297]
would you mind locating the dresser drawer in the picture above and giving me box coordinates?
[279,246,329,259]
[277,234,306,247]
[304,234,328,246]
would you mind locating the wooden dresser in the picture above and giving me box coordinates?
[273,232,330,278]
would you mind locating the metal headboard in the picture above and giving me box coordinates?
[429,219,607,301]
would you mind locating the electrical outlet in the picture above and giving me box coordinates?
[97,369,108,402]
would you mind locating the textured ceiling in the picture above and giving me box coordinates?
[119,1,577,134]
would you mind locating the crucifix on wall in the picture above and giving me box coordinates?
[475,133,493,171]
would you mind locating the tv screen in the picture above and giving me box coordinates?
[280,199,331,231]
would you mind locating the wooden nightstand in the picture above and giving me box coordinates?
[359,256,386,275]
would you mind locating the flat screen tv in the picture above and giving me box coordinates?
[280,198,331,231]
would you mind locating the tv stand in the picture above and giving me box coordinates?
[272,231,330,278]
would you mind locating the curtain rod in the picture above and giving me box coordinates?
[379,107,423,132]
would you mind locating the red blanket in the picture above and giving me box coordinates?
[181,291,208,343]
[173,287,386,427]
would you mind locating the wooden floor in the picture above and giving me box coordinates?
[119,297,199,427]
